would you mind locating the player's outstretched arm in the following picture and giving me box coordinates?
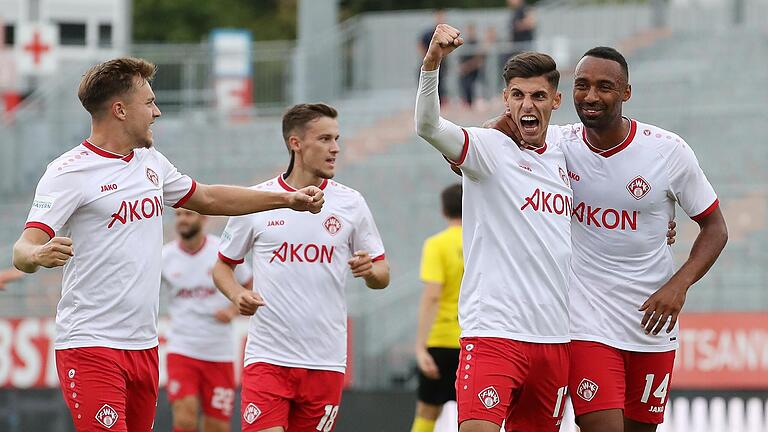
[182,183,324,216]
[12,229,74,273]
[415,24,466,162]
[640,208,727,335]
[348,251,390,289]
[212,259,265,316]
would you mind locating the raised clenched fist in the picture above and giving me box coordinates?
[423,24,464,70]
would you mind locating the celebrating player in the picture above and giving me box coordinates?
[12,57,324,432]
[162,208,252,432]
[416,24,572,432]
[410,183,464,432]
[488,47,728,432]
[212,103,390,432]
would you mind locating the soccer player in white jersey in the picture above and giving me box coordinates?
[11,57,324,432]
[212,103,390,432]
[489,47,728,432]
[416,24,572,432]
[162,208,252,432]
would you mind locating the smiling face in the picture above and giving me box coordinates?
[504,75,562,146]
[290,116,340,179]
[573,56,631,129]
[120,77,161,149]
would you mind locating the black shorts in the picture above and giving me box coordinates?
[417,347,461,405]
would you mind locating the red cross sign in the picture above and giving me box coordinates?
[16,23,58,75]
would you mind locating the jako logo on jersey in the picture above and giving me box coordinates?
[572,203,638,231]
[95,404,119,429]
[243,403,261,424]
[478,386,500,409]
[146,167,159,187]
[576,378,599,402]
[627,176,651,200]
[324,215,342,236]
[267,219,285,227]
[558,167,570,186]
[100,183,118,193]
[520,188,573,216]
[568,170,580,182]
[108,196,164,228]
[270,242,335,263]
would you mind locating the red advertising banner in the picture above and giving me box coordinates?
[674,312,768,389]
[0,317,353,389]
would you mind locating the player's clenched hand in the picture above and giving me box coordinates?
[667,220,677,245]
[639,281,687,335]
[483,111,525,148]
[33,237,74,268]
[348,251,373,278]
[416,347,440,380]
[423,24,464,70]
[289,186,324,214]
[234,289,266,316]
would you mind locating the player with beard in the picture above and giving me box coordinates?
[213,103,390,432]
[162,208,252,432]
[12,57,324,432]
[487,47,728,432]
[416,24,573,432]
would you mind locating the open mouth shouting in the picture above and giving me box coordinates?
[520,115,541,136]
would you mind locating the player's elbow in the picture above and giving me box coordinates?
[365,263,390,290]
[12,240,37,274]
[415,117,437,141]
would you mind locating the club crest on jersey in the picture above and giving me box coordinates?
[478,386,500,409]
[243,403,261,424]
[95,404,119,429]
[644,129,652,136]
[559,167,570,186]
[576,378,599,402]
[146,167,159,187]
[627,176,651,200]
[323,215,342,236]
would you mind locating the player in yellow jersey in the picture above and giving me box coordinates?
[411,183,463,432]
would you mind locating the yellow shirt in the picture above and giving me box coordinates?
[420,225,463,349]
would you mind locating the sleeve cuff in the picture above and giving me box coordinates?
[446,128,470,166]
[691,198,719,222]
[25,221,55,239]
[372,253,386,263]
[218,252,244,266]
[173,180,197,208]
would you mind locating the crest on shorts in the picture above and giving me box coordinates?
[243,403,261,424]
[577,378,599,402]
[146,167,159,187]
[477,386,500,409]
[323,215,342,236]
[626,176,651,200]
[95,404,119,429]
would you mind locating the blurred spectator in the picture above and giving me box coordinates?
[457,24,485,109]
[507,0,536,55]
[419,9,449,104]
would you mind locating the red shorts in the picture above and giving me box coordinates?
[166,353,235,421]
[456,337,570,432]
[569,340,676,424]
[240,362,345,432]
[55,346,159,432]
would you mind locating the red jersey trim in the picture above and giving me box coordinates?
[691,199,720,222]
[372,253,386,262]
[82,140,134,162]
[25,221,55,239]
[218,252,244,266]
[527,141,547,155]
[582,118,637,158]
[447,128,470,166]
[277,174,328,192]
[179,236,207,256]
[173,181,197,209]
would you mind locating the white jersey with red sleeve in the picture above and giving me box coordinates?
[562,119,719,352]
[161,234,251,362]
[24,140,196,350]
[453,126,573,343]
[217,175,385,373]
